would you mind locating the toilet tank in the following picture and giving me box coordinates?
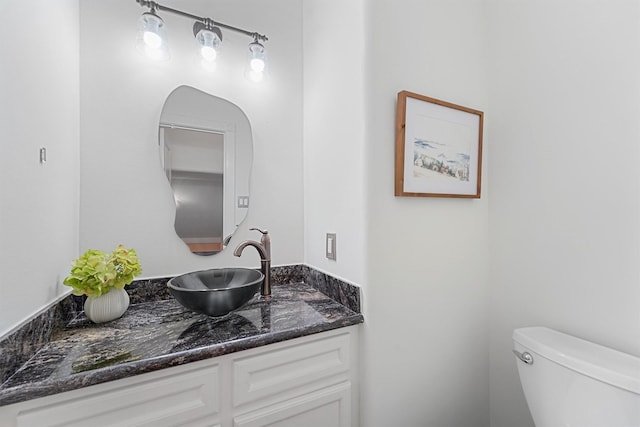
[513,327,640,427]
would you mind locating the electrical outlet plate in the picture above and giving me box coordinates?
[237,196,249,208]
[326,233,336,260]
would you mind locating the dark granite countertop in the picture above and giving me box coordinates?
[0,280,363,407]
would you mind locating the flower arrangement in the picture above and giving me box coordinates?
[63,245,142,298]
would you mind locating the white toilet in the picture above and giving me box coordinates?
[513,326,640,427]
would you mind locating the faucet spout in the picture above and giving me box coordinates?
[233,240,268,260]
[233,231,272,297]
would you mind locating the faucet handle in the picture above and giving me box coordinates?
[249,227,270,259]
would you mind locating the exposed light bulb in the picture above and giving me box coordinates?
[250,57,265,73]
[143,31,162,49]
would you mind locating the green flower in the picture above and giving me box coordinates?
[63,245,142,298]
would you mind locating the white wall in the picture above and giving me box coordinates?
[0,1,80,336]
[362,1,490,426]
[304,2,491,425]
[302,0,368,286]
[486,1,640,426]
[79,0,303,277]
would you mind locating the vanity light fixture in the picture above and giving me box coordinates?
[134,0,269,81]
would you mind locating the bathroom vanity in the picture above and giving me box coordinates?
[0,268,363,427]
[0,327,358,427]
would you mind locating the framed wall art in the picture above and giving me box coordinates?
[395,90,484,198]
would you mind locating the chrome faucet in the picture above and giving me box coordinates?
[233,228,271,296]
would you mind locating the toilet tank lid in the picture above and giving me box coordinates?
[513,327,640,394]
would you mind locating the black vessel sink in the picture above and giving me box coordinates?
[168,268,263,316]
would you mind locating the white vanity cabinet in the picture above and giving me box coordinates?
[0,326,359,427]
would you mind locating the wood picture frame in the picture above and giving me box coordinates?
[395,90,484,198]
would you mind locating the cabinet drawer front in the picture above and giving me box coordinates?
[233,382,351,427]
[15,362,220,427]
[233,332,351,407]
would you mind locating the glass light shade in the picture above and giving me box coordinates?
[248,41,266,73]
[136,11,169,60]
[196,27,222,62]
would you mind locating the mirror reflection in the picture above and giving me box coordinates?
[159,86,252,255]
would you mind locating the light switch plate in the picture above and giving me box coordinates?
[326,233,336,260]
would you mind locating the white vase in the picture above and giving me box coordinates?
[84,288,130,323]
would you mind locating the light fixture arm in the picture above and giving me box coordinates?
[135,0,268,43]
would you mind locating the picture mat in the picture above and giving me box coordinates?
[402,97,480,195]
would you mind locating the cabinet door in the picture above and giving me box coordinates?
[233,382,351,427]
[2,359,220,427]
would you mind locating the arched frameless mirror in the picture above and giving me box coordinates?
[159,86,252,255]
